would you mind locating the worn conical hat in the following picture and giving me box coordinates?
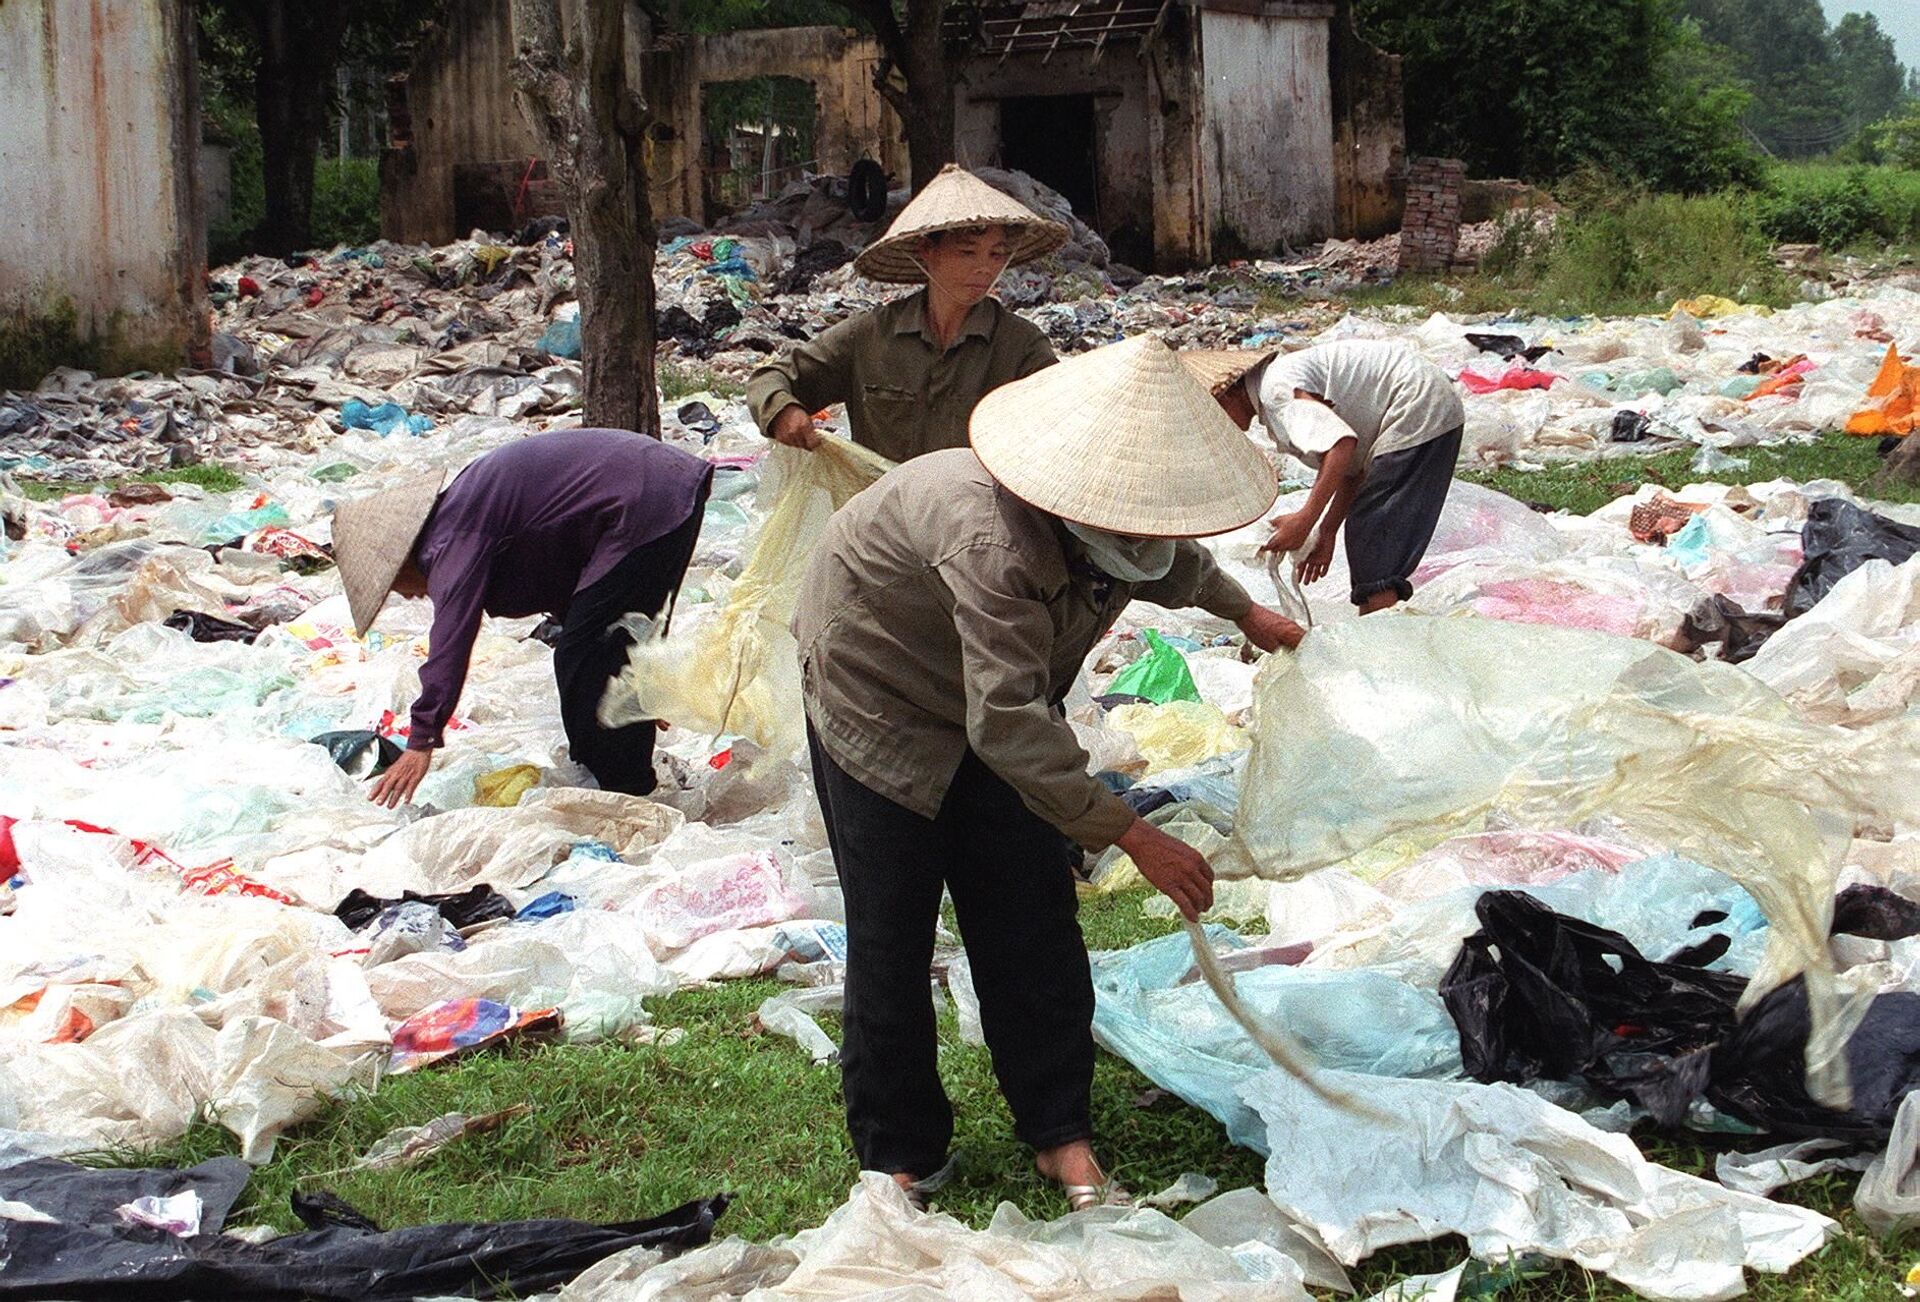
[854,164,1069,284]
[971,335,1277,537]
[331,471,446,636]
[1179,347,1279,397]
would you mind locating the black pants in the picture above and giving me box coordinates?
[551,487,707,796]
[1345,425,1463,606]
[807,728,1095,1175]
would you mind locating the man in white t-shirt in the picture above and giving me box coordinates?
[1185,340,1465,613]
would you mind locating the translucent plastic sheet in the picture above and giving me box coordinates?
[1231,615,1920,1105]
[601,438,893,760]
[551,1172,1318,1300]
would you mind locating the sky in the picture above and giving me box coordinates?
[1821,0,1920,72]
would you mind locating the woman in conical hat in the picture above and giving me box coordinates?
[745,164,1068,465]
[791,334,1303,1212]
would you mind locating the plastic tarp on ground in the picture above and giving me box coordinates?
[600,439,892,761]
[1227,614,1920,1106]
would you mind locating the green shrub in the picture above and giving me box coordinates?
[1755,167,1878,246]
[311,158,382,250]
[1518,185,1788,315]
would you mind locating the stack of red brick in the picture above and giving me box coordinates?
[1397,157,1467,275]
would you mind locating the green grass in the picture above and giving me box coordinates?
[13,463,248,502]
[659,362,745,404]
[1461,432,1920,517]
[101,891,1913,1298]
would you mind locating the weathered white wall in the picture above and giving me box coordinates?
[0,0,205,380]
[1198,10,1336,252]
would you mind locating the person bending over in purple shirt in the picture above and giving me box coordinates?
[329,428,713,807]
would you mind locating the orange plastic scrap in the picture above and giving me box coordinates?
[1846,343,1920,437]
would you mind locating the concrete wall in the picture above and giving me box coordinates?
[1197,7,1337,255]
[1328,0,1403,240]
[952,52,1155,268]
[382,0,540,245]
[0,0,207,386]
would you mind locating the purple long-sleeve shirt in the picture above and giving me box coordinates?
[406,428,713,750]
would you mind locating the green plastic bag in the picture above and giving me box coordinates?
[1106,629,1201,705]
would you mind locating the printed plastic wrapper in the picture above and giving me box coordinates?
[601,438,892,760]
[1231,615,1920,1106]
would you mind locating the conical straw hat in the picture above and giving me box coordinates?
[854,164,1069,284]
[1179,347,1279,397]
[331,470,446,636]
[971,335,1277,537]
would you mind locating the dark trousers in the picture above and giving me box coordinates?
[807,728,1095,1175]
[551,488,707,796]
[1345,425,1463,606]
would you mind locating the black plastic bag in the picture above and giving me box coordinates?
[335,884,516,932]
[1464,332,1551,363]
[1783,497,1920,619]
[308,729,403,778]
[1679,594,1787,663]
[1609,410,1653,443]
[0,1160,726,1302]
[1440,888,1920,1138]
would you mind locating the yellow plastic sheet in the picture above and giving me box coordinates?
[600,437,893,760]
[1671,294,1774,320]
[1231,615,1920,1107]
[473,764,540,808]
[1106,700,1248,774]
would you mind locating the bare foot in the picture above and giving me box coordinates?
[1033,1139,1105,1189]
[890,1171,919,1193]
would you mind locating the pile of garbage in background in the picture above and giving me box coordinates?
[5,169,1920,1299]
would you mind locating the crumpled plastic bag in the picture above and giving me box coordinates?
[1231,615,1920,1107]
[1106,700,1248,773]
[601,438,892,760]
[1106,629,1202,704]
[1856,1088,1920,1237]
[1248,1066,1834,1301]
[553,1172,1318,1300]
[1745,555,1920,726]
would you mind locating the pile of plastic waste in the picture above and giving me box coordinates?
[7,184,1920,1297]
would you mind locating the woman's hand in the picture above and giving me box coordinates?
[369,748,433,808]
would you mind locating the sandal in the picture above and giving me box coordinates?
[1061,1166,1134,1212]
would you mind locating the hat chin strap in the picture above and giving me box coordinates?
[909,253,1009,308]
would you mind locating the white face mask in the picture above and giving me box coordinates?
[1063,521,1177,582]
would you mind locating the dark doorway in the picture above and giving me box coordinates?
[998,95,1098,229]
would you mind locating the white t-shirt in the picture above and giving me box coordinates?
[1250,340,1464,472]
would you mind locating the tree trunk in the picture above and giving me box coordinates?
[249,1,349,256]
[899,0,955,190]
[851,0,955,191]
[511,0,660,437]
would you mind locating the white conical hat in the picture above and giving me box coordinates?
[1179,347,1279,396]
[970,335,1278,537]
[854,164,1068,284]
[331,470,446,635]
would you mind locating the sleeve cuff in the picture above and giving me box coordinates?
[749,381,803,435]
[1061,787,1139,852]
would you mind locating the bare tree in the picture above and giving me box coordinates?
[839,0,957,191]
[511,0,661,436]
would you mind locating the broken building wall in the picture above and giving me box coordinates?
[952,57,1155,269]
[1197,3,1337,258]
[646,27,906,227]
[1328,0,1404,241]
[0,0,208,388]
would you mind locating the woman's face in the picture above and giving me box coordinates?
[917,225,1013,304]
